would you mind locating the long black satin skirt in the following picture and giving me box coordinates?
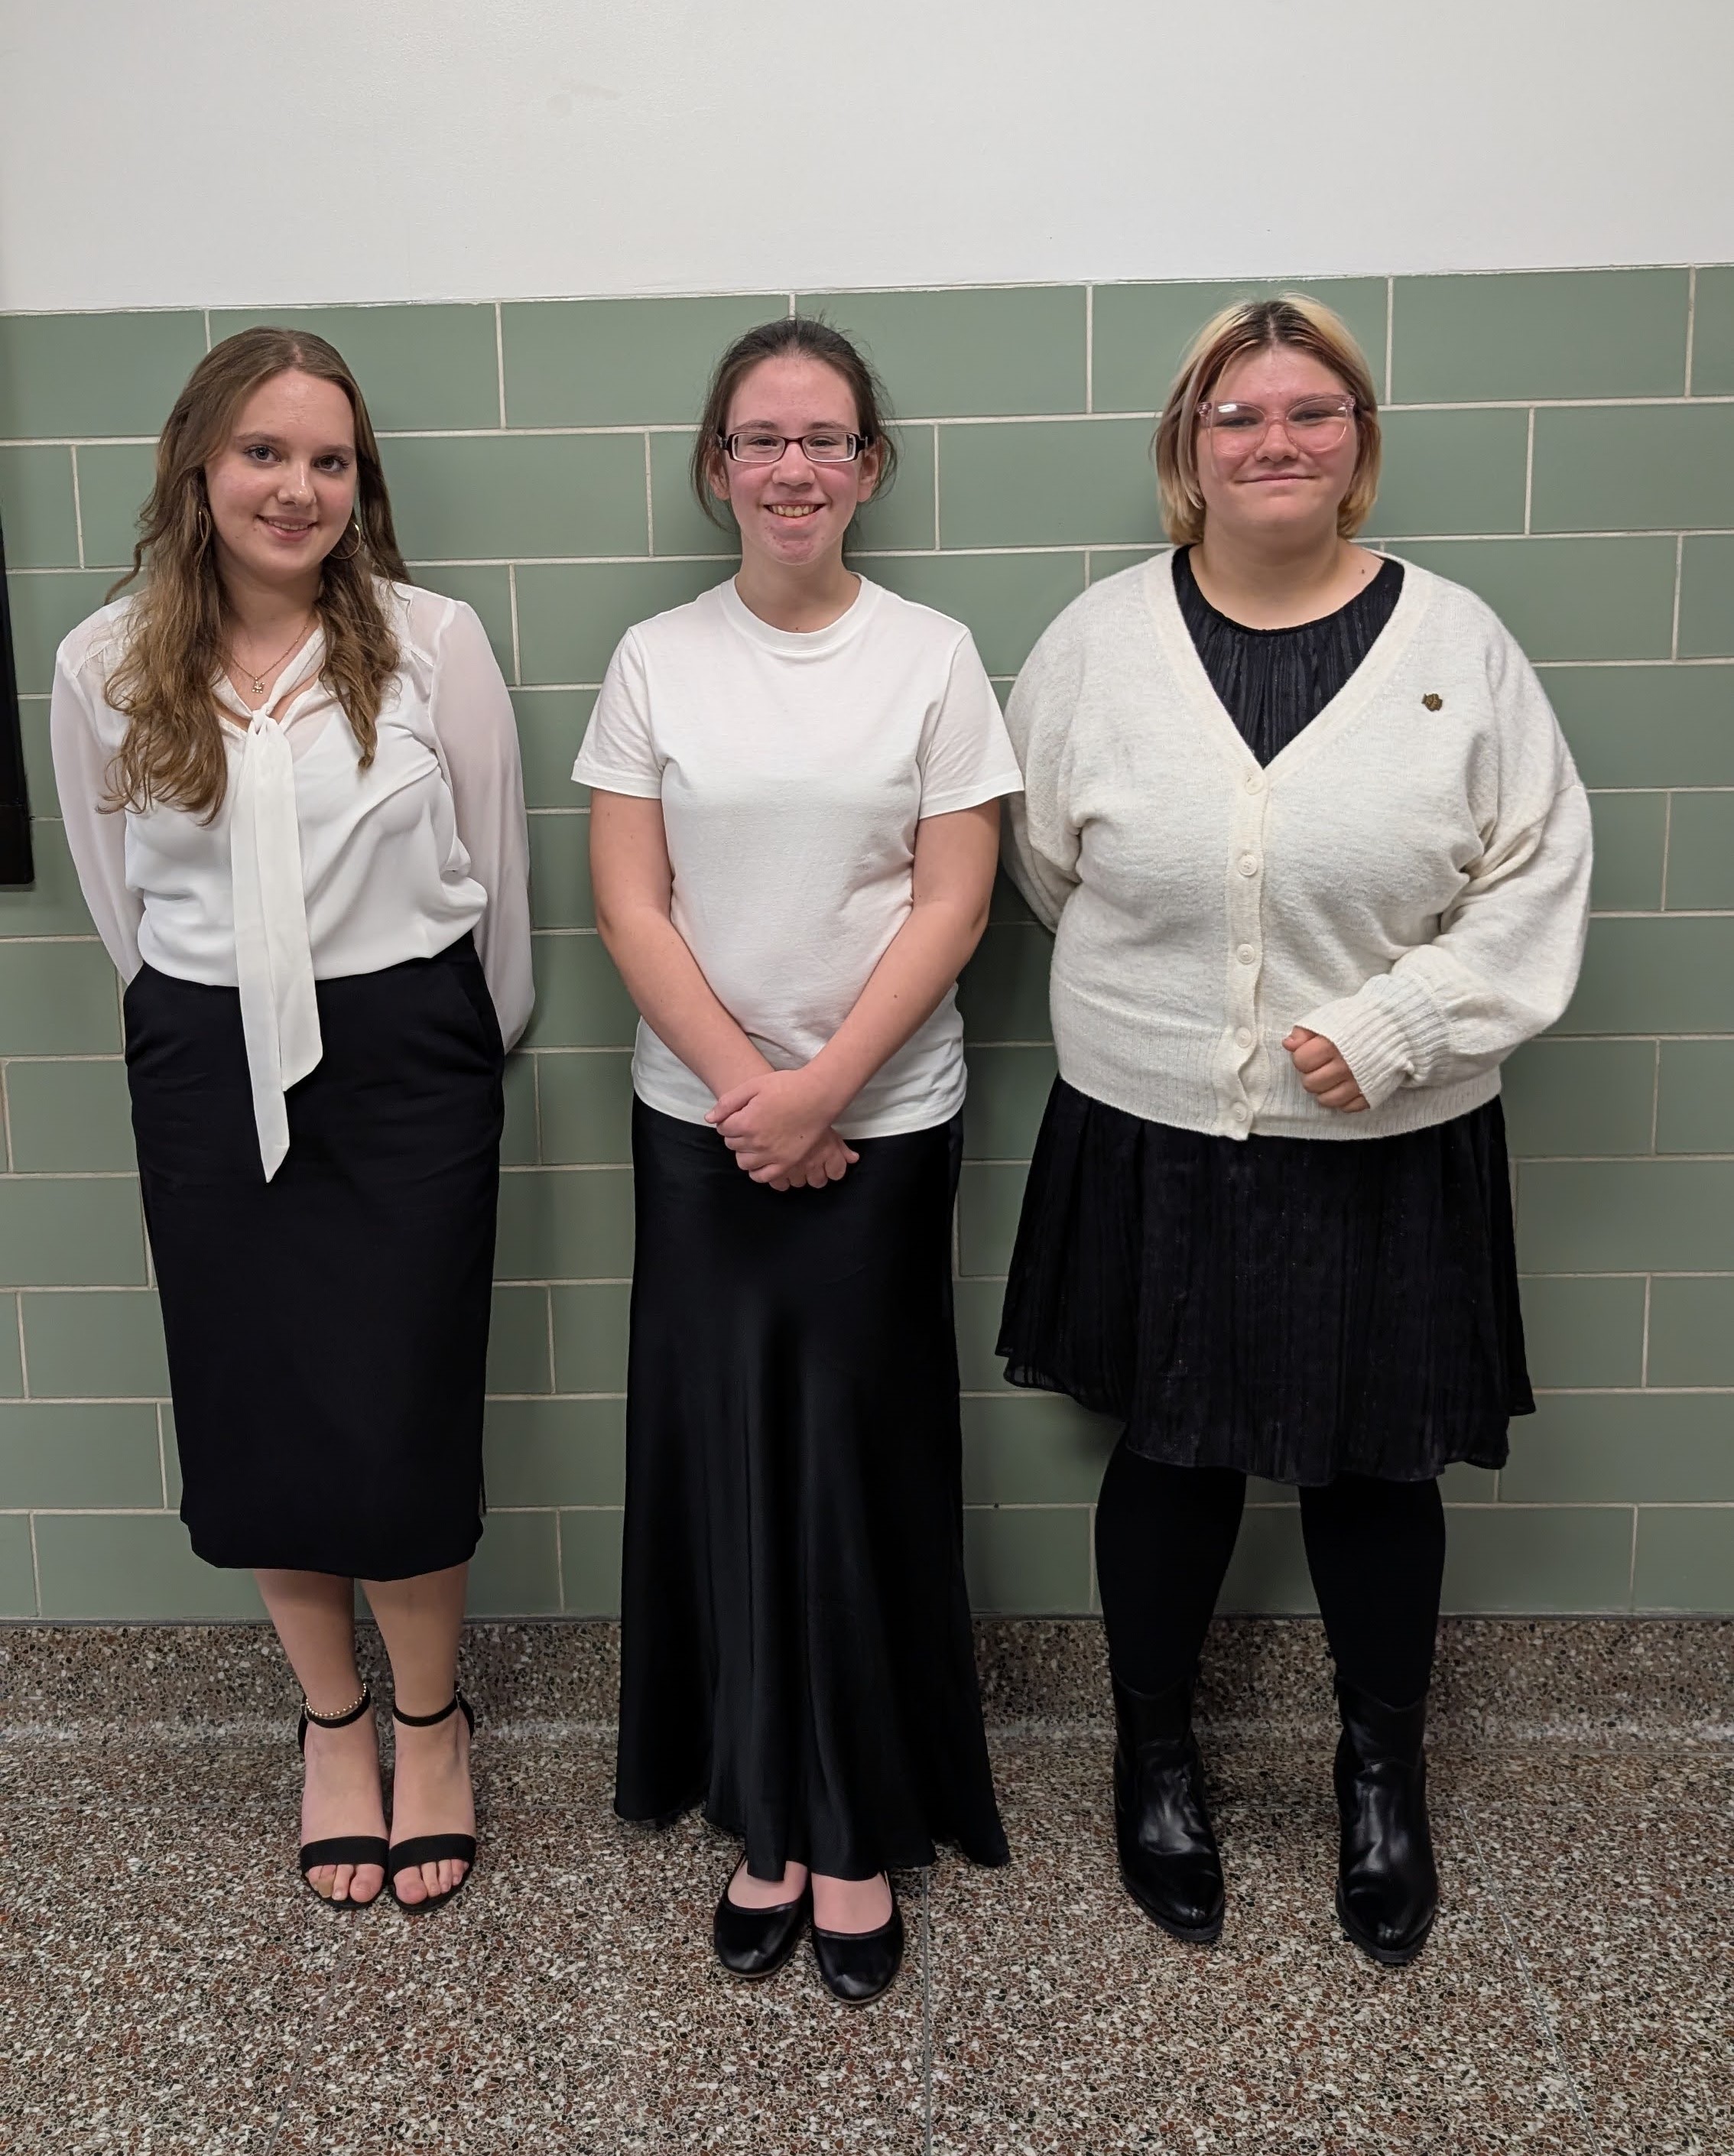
[125,934,505,1579]
[615,1099,1008,1882]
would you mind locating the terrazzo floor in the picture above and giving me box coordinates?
[2,1620,1728,2155]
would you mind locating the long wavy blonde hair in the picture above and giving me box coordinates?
[104,327,410,820]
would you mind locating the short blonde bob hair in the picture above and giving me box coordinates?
[1153,295,1382,546]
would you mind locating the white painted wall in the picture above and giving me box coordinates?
[4,0,1732,311]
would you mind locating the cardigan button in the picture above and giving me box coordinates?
[1245,773,1265,793]
[1236,1027,1254,1049]
[1238,853,1260,877]
[1236,943,1258,966]
[1230,1102,1249,1121]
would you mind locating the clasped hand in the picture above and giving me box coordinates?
[1283,1026,1368,1113]
[709,1035,1363,1180]
[706,1067,860,1190]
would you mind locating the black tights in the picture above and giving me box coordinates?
[1094,1441,1446,1707]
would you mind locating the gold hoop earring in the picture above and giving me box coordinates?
[194,504,213,549]
[330,517,364,562]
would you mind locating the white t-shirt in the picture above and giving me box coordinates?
[573,575,1022,1138]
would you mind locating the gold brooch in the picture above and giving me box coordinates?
[1421,692,1443,711]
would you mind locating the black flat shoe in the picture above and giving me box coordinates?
[713,1865,811,1979]
[387,1690,477,1918]
[1333,1678,1438,1967]
[1111,1676,1225,1945]
[811,1881,903,2005]
[296,1684,387,1910]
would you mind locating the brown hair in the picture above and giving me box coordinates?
[688,316,899,528]
[104,326,410,820]
[1152,295,1382,546]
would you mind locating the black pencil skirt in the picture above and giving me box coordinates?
[125,933,505,1579]
[615,1100,1009,1883]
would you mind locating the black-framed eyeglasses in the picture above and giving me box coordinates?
[718,428,869,466]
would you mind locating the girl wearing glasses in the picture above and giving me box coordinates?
[578,318,1016,2003]
[998,297,1591,1963]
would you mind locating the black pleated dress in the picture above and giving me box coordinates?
[126,933,504,1578]
[997,550,1534,1485]
[615,1101,1009,1883]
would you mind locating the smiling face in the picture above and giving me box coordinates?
[203,369,359,593]
[1193,343,1360,547]
[711,354,880,575]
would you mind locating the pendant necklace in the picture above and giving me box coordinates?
[227,615,314,703]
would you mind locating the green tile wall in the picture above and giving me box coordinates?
[2,266,1729,1619]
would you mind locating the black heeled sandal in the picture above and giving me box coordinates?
[386,1690,477,1917]
[296,1684,388,1909]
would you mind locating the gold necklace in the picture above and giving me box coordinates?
[226,614,314,700]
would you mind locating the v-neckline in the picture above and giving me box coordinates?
[1142,547,1432,784]
[216,624,328,732]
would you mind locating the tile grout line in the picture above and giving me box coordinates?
[15,528,1734,580]
[1522,410,1534,534]
[1640,1274,1652,1388]
[1683,268,1697,398]
[70,446,87,569]
[1384,276,1394,405]
[0,266,1725,322]
[1669,534,1684,660]
[1453,1801,1607,2155]
[494,302,508,429]
[258,1920,363,2156]
[1658,789,1674,911]
[9,390,1734,455]
[642,433,654,555]
[27,1512,41,1618]
[921,1863,936,2156]
[1084,285,1094,415]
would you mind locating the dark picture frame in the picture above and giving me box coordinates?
[0,508,34,885]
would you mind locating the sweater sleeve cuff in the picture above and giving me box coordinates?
[1296,971,1451,1110]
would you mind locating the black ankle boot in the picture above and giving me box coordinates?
[1110,1676,1224,1944]
[1333,1679,1439,1966]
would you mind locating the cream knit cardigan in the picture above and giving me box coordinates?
[1001,550,1593,1141]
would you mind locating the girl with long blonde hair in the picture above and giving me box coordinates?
[52,327,532,1916]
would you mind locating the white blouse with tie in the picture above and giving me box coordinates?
[50,582,534,1177]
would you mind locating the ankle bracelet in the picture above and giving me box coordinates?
[300,1682,372,1729]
